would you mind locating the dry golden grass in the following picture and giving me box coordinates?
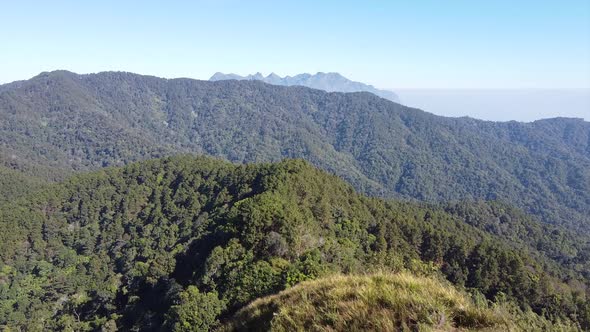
[219,272,517,332]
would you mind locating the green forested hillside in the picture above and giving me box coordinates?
[0,71,588,232]
[0,165,47,203]
[0,156,588,331]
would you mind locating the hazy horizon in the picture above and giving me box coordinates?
[395,88,589,122]
[1,69,588,122]
[1,0,588,121]
[1,1,589,88]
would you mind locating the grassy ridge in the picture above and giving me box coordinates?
[222,273,576,332]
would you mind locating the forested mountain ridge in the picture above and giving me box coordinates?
[0,156,588,330]
[0,70,589,232]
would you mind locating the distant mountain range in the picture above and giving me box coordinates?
[1,71,589,233]
[210,71,400,102]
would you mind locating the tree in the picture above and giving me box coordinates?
[167,286,225,332]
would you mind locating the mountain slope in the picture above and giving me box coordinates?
[221,273,574,332]
[0,71,589,232]
[0,165,47,203]
[0,156,587,330]
[209,71,400,102]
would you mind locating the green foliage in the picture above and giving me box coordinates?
[0,156,587,330]
[0,70,589,233]
[0,165,47,203]
[167,286,225,332]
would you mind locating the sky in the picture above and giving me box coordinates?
[396,89,589,121]
[0,1,589,120]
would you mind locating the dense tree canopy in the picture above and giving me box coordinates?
[0,156,588,330]
[0,165,46,204]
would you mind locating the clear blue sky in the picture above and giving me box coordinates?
[1,0,589,89]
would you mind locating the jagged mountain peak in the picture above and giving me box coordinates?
[208,71,400,102]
